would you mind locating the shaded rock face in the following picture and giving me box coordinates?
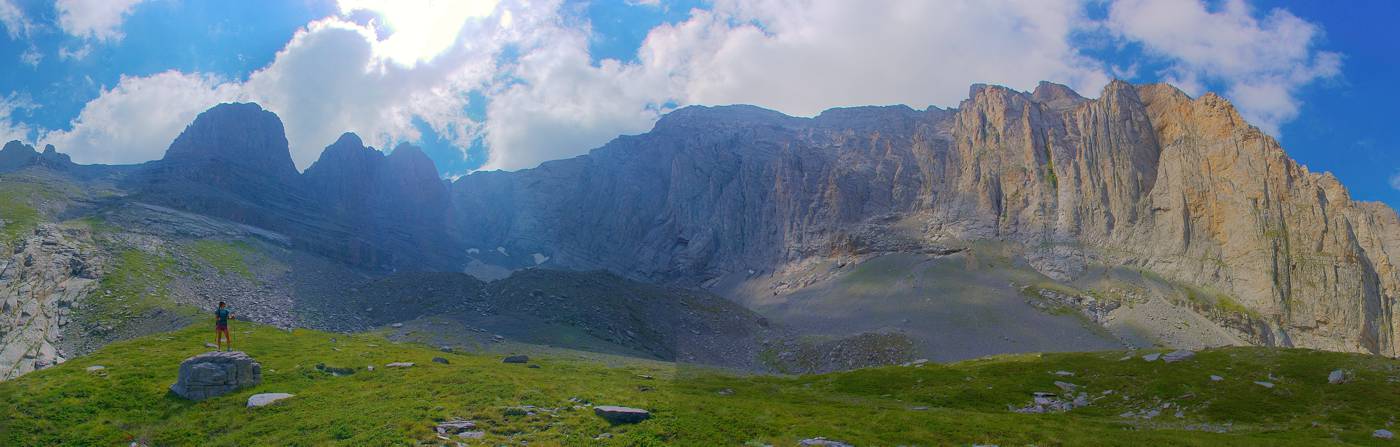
[450,81,1400,357]
[0,140,75,172]
[163,103,298,181]
[303,135,451,267]
[170,351,262,401]
[131,105,455,271]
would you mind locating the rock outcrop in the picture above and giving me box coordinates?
[0,141,75,172]
[0,224,101,379]
[130,105,456,271]
[448,81,1400,357]
[303,134,452,267]
[170,351,262,400]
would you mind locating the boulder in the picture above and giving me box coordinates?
[1141,353,1161,362]
[432,357,450,365]
[1375,429,1394,440]
[170,351,262,401]
[594,405,651,424]
[386,362,415,368]
[1328,369,1349,384]
[799,438,854,447]
[247,393,295,408]
[503,355,529,364]
[1254,381,1275,389]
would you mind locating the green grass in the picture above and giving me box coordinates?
[0,183,43,247]
[189,240,255,279]
[76,249,197,334]
[3,324,1398,446]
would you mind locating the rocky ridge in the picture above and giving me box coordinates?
[449,81,1400,357]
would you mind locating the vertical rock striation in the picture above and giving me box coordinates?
[449,81,1400,357]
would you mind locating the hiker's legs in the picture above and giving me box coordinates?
[224,328,232,350]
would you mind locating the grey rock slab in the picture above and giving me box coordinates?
[385,362,415,368]
[1141,353,1161,362]
[432,357,449,365]
[1375,429,1394,440]
[1162,350,1196,363]
[247,393,295,408]
[502,355,529,364]
[798,437,854,447]
[170,351,261,401]
[1254,381,1275,389]
[594,405,651,424]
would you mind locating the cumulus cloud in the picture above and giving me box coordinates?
[241,16,499,169]
[56,0,145,42]
[1104,0,1341,135]
[1390,170,1400,192]
[43,71,241,165]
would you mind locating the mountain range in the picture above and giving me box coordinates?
[1,79,1396,380]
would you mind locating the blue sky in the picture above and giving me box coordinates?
[0,0,1397,208]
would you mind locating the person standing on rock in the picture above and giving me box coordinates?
[215,301,234,352]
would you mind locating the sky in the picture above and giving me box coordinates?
[0,0,1396,206]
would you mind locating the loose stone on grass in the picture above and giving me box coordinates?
[594,406,651,424]
[247,393,294,408]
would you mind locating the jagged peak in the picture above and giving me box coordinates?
[2,140,35,154]
[388,142,426,159]
[1032,81,1085,102]
[42,144,56,155]
[164,101,298,179]
[331,132,365,149]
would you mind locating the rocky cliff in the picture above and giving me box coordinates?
[450,81,1400,357]
[130,104,455,271]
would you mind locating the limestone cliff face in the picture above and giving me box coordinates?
[450,81,1400,357]
[0,224,100,379]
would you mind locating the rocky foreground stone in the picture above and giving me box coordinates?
[593,406,650,424]
[247,393,294,408]
[170,351,261,401]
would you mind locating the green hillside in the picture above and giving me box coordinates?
[2,323,1397,446]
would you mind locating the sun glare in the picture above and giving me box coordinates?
[338,0,499,66]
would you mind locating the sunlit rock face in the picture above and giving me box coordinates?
[449,81,1400,357]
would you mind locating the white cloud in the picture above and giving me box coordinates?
[19,45,40,66]
[42,71,242,165]
[241,16,498,169]
[59,44,93,61]
[0,0,33,40]
[56,0,145,42]
[0,93,37,144]
[1105,0,1341,135]
[1390,170,1400,192]
[336,0,499,67]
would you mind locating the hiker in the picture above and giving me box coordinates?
[215,301,234,352]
